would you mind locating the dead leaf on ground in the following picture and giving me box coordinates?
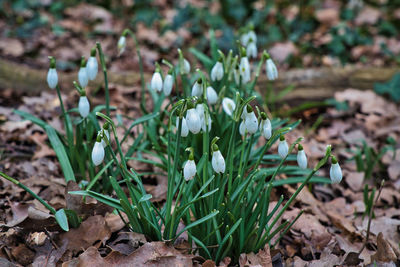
[370,232,398,263]
[239,244,272,267]
[355,6,381,25]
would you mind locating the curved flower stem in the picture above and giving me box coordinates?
[96,42,110,117]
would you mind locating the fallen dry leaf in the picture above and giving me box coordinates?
[239,244,272,267]
[370,232,398,263]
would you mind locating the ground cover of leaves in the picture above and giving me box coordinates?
[1,83,399,266]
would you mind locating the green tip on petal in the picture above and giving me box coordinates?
[331,156,338,164]
[49,56,56,68]
[246,104,253,113]
[212,144,219,152]
[280,135,285,141]
[96,134,102,142]
[90,47,97,57]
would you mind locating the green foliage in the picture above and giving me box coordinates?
[374,72,400,103]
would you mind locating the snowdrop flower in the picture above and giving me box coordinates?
[206,86,218,105]
[330,156,342,184]
[239,120,246,136]
[151,68,163,92]
[297,144,307,169]
[244,105,258,134]
[178,49,190,75]
[211,60,224,81]
[278,135,289,159]
[86,48,98,81]
[246,40,257,59]
[118,35,126,55]
[240,32,249,46]
[186,107,201,134]
[176,117,189,137]
[265,54,278,81]
[222,97,236,117]
[163,70,174,96]
[260,112,272,139]
[233,64,240,85]
[191,79,203,97]
[78,57,89,88]
[101,123,110,148]
[184,148,196,181]
[78,94,90,118]
[239,53,251,84]
[182,58,190,74]
[201,113,212,132]
[240,30,257,46]
[47,57,58,89]
[92,135,105,166]
[247,30,257,44]
[211,144,225,174]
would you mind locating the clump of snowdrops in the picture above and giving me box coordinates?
[2,28,343,263]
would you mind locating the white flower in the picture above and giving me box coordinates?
[240,57,251,84]
[182,58,190,74]
[212,149,225,174]
[186,108,201,134]
[184,159,197,181]
[222,98,236,117]
[240,32,250,46]
[191,80,203,97]
[330,160,342,184]
[278,139,289,159]
[239,120,246,136]
[151,71,163,92]
[265,58,278,81]
[101,129,110,148]
[211,61,224,81]
[86,56,98,80]
[247,31,257,44]
[176,117,189,137]
[297,149,307,169]
[78,96,90,118]
[244,111,258,134]
[47,68,58,89]
[260,118,272,139]
[246,42,257,59]
[118,36,126,55]
[206,86,218,105]
[201,113,212,132]
[92,140,105,166]
[78,67,89,88]
[196,104,205,120]
[163,74,174,96]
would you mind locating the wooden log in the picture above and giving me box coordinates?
[0,58,398,100]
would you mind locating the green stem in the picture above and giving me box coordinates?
[225,120,237,193]
[96,42,110,117]
[241,134,254,177]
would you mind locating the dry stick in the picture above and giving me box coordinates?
[357,180,385,256]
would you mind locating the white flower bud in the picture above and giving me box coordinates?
[240,57,251,84]
[118,36,126,55]
[92,141,105,166]
[297,149,307,169]
[101,129,110,148]
[265,58,278,81]
[191,80,203,97]
[260,118,272,139]
[206,86,218,105]
[184,159,197,181]
[86,56,98,80]
[239,120,246,136]
[211,61,224,81]
[163,74,174,96]
[78,67,89,88]
[246,42,257,59]
[47,68,58,89]
[222,97,236,117]
[330,161,343,184]
[186,108,201,134]
[78,96,90,118]
[182,58,190,74]
[278,139,289,159]
[212,149,225,174]
[151,71,163,92]
[245,111,258,134]
[176,117,189,137]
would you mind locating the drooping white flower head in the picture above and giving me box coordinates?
[201,112,212,132]
[163,72,174,96]
[211,144,225,174]
[240,30,257,47]
[211,61,224,81]
[265,58,278,81]
[206,86,218,105]
[246,41,257,59]
[151,70,163,92]
[330,157,343,184]
[78,57,89,88]
[260,113,272,139]
[178,49,191,75]
[101,123,110,148]
[47,69,58,89]
[183,58,190,74]
[191,79,203,97]
[176,117,189,137]
[278,135,289,159]
[78,95,90,118]
[239,120,246,136]
[186,107,201,134]
[86,48,98,80]
[297,145,307,169]
[196,103,205,120]
[184,159,197,181]
[92,135,105,166]
[244,106,258,134]
[222,97,236,117]
[118,35,126,55]
[239,55,251,84]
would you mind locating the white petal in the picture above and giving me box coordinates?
[297,150,307,169]
[176,117,189,137]
[47,68,58,89]
[222,98,236,117]
[182,58,190,74]
[184,160,197,181]
[78,67,89,87]
[278,140,289,158]
[163,74,174,96]
[78,96,90,118]
[186,109,201,134]
[86,56,98,80]
[330,163,343,183]
[206,86,218,105]
[212,150,225,173]
[247,31,257,43]
[240,57,251,83]
[211,62,224,81]
[261,119,272,139]
[245,112,258,134]
[92,141,105,166]
[191,81,202,97]
[118,36,126,55]
[151,72,163,92]
[266,59,278,81]
[201,113,212,132]
[101,129,110,148]
[246,42,257,59]
[239,120,246,136]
